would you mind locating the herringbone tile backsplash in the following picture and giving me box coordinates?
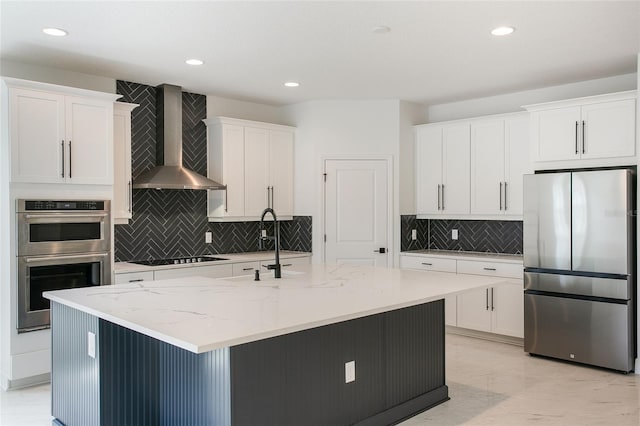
[400,215,522,255]
[114,81,311,262]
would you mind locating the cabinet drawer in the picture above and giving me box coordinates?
[399,256,456,273]
[154,264,233,280]
[457,260,522,279]
[260,256,310,269]
[115,271,154,284]
[233,261,261,276]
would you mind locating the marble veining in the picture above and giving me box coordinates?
[45,263,516,353]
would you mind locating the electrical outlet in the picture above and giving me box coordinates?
[345,360,355,383]
[452,229,458,240]
[411,229,417,241]
[261,229,267,238]
[205,231,212,244]
[87,332,96,359]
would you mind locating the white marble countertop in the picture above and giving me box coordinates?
[401,249,523,263]
[46,263,519,354]
[114,250,312,273]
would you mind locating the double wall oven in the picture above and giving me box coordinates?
[16,200,111,332]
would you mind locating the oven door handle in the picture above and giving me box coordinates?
[23,213,109,219]
[25,253,109,263]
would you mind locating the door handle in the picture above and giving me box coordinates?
[491,288,495,311]
[483,267,497,271]
[373,248,386,253]
[582,120,586,154]
[421,262,432,266]
[128,180,133,214]
[437,184,441,210]
[499,182,503,210]
[68,140,72,178]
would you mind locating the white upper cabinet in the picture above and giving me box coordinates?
[470,114,529,217]
[113,102,138,224]
[204,117,295,221]
[6,78,120,185]
[416,122,470,217]
[525,91,636,167]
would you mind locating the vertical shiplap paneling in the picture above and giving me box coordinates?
[51,302,100,426]
[99,319,160,425]
[384,300,445,407]
[159,344,231,426]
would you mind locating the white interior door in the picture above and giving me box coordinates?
[324,159,389,267]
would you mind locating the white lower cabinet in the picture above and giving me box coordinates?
[153,264,233,281]
[399,254,523,337]
[232,261,261,276]
[455,260,523,338]
[114,271,154,284]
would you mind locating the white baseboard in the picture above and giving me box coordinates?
[446,325,524,347]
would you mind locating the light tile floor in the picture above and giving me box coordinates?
[1,334,639,425]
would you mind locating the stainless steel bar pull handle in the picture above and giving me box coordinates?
[441,184,445,210]
[499,182,503,210]
[61,140,65,178]
[68,140,72,178]
[485,289,489,310]
[128,181,133,214]
[582,120,586,154]
[575,121,579,154]
[504,182,508,210]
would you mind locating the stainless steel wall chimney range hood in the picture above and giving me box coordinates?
[132,84,226,190]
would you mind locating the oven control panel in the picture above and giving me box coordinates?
[22,200,106,211]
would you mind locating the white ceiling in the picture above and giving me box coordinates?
[1,1,639,106]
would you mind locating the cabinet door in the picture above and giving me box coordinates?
[532,107,581,161]
[216,125,246,217]
[491,282,524,338]
[442,124,470,215]
[9,88,65,183]
[415,126,442,215]
[113,104,134,223]
[580,99,636,159]
[244,127,270,217]
[504,116,529,216]
[456,287,492,332]
[65,96,113,184]
[470,120,504,215]
[269,130,294,216]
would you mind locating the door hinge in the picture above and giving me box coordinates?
[323,173,327,182]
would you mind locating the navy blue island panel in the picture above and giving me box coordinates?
[50,299,447,426]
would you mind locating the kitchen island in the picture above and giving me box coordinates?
[45,263,520,426]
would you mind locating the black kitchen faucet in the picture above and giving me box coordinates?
[259,208,281,278]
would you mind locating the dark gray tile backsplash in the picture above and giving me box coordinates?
[400,215,523,255]
[113,81,311,262]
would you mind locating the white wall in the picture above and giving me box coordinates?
[282,100,404,263]
[426,73,637,123]
[0,60,116,93]
[206,95,288,125]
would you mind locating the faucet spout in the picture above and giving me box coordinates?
[259,208,281,278]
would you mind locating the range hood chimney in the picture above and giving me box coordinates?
[132,84,226,190]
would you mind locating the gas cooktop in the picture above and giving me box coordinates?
[130,257,228,266]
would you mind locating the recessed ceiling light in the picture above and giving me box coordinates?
[372,25,391,34]
[491,26,515,36]
[284,82,300,88]
[42,28,68,37]
[185,59,204,66]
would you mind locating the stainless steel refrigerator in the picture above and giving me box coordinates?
[523,169,636,372]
